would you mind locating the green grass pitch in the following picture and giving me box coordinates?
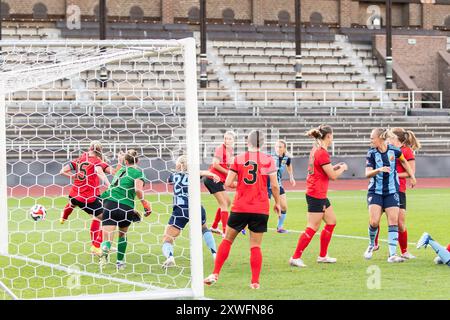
[1,188,449,300]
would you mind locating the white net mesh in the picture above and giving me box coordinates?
[0,39,203,299]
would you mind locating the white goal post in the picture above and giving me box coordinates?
[0,38,204,300]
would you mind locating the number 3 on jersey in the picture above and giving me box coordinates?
[243,161,258,185]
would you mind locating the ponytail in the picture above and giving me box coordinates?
[89,140,104,161]
[391,127,421,151]
[124,149,139,165]
[405,130,421,151]
[306,124,333,140]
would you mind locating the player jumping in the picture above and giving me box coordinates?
[60,141,116,255]
[289,125,348,268]
[204,131,235,236]
[162,155,219,268]
[204,130,281,289]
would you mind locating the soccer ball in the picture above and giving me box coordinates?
[30,204,47,221]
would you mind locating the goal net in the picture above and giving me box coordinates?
[0,39,204,300]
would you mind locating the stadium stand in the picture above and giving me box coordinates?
[2,19,450,161]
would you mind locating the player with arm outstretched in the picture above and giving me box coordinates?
[161,155,219,269]
[99,149,152,270]
[364,128,416,263]
[60,141,116,255]
[204,130,281,289]
[268,139,296,233]
[289,125,348,268]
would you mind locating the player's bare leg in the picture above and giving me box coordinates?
[318,206,337,263]
[211,192,229,236]
[162,225,180,269]
[204,226,239,286]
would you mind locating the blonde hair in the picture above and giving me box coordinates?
[372,128,394,141]
[306,124,333,140]
[391,127,422,151]
[124,149,139,165]
[175,155,188,172]
[224,131,236,139]
[89,140,103,160]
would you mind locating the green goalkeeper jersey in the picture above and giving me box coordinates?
[101,166,146,209]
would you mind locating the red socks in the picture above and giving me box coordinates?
[250,246,262,284]
[62,203,74,221]
[320,224,336,258]
[398,229,408,254]
[90,219,102,248]
[293,227,316,259]
[221,211,229,234]
[211,208,221,229]
[213,239,232,275]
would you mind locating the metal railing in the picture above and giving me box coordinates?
[197,89,443,117]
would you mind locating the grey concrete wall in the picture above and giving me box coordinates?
[7,155,450,188]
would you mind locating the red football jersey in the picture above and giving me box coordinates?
[306,146,331,199]
[68,152,109,203]
[209,144,233,183]
[229,151,277,215]
[396,146,415,193]
[447,244,450,252]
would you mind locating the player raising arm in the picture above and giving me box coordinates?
[204,130,281,289]
[161,155,219,268]
[289,125,348,268]
[60,141,117,255]
[364,128,416,263]
[99,149,152,270]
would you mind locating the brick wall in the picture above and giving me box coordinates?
[5,0,65,15]
[429,4,450,27]
[340,0,352,28]
[358,3,404,27]
[409,3,421,26]
[174,0,252,20]
[375,35,447,91]
[256,0,338,24]
[4,1,450,28]
[438,51,450,108]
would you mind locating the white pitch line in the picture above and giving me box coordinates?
[4,254,160,291]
